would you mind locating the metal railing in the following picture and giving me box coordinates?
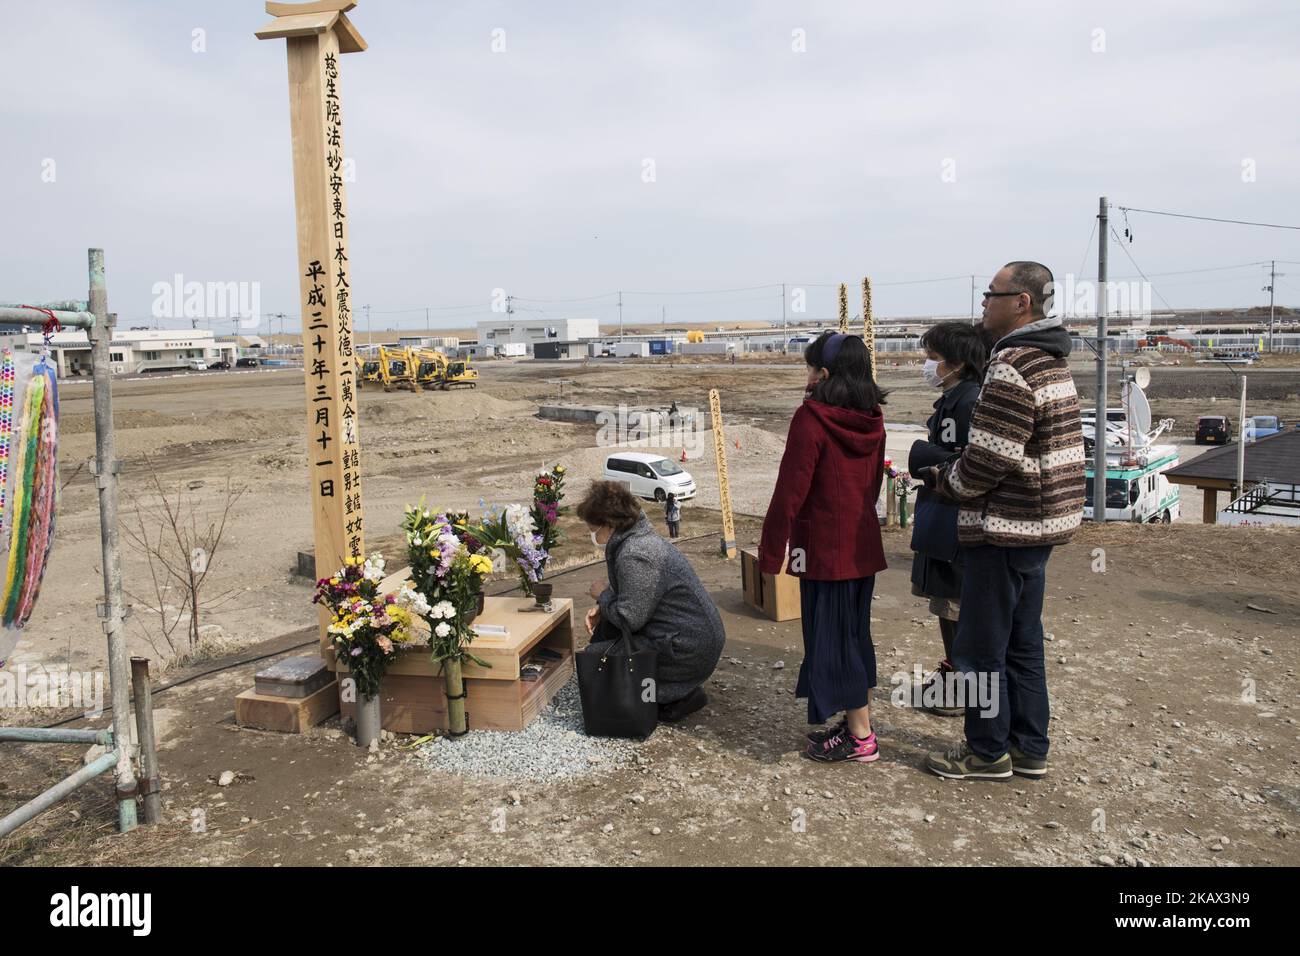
[0,250,160,838]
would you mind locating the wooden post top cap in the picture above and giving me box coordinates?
[256,1,366,52]
[266,1,356,16]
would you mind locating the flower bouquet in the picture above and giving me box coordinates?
[398,502,496,737]
[883,461,914,527]
[461,502,549,599]
[312,553,412,745]
[530,464,567,562]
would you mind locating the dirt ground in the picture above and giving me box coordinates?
[2,357,1298,866]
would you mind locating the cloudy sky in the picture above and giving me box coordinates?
[3,0,1298,333]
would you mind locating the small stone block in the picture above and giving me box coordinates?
[255,655,333,698]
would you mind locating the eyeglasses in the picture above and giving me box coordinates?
[982,290,1028,300]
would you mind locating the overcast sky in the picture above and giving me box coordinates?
[3,0,1299,333]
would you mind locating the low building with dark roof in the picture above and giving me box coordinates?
[1166,429,1300,523]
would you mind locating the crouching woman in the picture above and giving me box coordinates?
[580,480,725,722]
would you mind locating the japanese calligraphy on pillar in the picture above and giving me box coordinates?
[257,2,369,608]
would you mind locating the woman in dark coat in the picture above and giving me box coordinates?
[760,332,887,763]
[581,481,725,722]
[907,321,988,714]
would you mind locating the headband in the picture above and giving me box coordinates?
[822,333,848,368]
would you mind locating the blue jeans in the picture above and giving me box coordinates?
[952,544,1053,761]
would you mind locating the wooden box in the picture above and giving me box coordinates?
[741,548,802,622]
[329,594,576,733]
[235,679,339,734]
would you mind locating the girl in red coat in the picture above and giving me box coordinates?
[760,332,887,763]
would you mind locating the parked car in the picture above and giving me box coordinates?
[603,452,696,501]
[1195,415,1231,445]
[235,357,260,368]
[187,359,208,371]
[1244,415,1284,440]
[208,361,232,370]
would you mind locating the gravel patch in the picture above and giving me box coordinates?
[419,678,641,781]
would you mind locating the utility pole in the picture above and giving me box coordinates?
[782,282,787,352]
[1237,371,1248,498]
[271,312,287,354]
[1093,196,1109,523]
[618,291,623,336]
[425,306,430,334]
[1265,260,1276,353]
[363,303,370,348]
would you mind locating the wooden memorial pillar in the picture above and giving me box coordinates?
[862,276,876,380]
[256,1,368,651]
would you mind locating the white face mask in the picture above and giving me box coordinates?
[922,359,945,388]
[590,531,601,547]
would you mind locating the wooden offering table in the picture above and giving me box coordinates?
[328,594,575,733]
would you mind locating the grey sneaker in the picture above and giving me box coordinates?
[919,662,964,717]
[925,742,1013,780]
[1009,745,1048,779]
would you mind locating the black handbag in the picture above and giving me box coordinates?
[910,487,960,562]
[576,625,659,739]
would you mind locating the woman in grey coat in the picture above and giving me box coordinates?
[579,480,725,722]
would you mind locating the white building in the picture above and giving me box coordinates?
[475,317,600,354]
[0,329,236,377]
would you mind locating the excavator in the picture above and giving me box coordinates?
[378,345,420,391]
[413,348,478,390]
[354,353,383,389]
[354,346,418,391]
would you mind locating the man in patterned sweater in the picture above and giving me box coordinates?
[922,260,1085,781]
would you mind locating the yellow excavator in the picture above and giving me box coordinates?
[383,345,421,392]
[414,348,478,390]
[354,353,383,389]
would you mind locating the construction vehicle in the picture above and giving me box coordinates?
[354,353,383,388]
[1136,334,1196,352]
[354,345,420,392]
[413,348,478,390]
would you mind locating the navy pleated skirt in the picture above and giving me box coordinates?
[796,576,878,725]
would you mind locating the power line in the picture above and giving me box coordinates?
[795,275,972,288]
[1116,205,1300,231]
[1109,227,1176,313]
[620,283,782,296]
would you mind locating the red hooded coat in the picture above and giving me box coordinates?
[759,399,887,580]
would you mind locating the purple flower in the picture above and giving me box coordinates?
[350,647,362,657]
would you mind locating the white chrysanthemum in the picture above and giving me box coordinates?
[433,600,456,620]
[505,503,536,538]
[395,586,432,617]
[434,621,451,638]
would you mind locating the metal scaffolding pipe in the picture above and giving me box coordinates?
[87,247,138,833]
[0,727,113,746]
[0,750,119,839]
[0,306,95,329]
[131,657,161,824]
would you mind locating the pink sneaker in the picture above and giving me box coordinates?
[806,728,880,763]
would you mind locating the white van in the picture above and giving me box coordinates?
[187,358,208,371]
[603,452,696,502]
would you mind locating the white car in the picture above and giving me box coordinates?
[603,452,696,502]
[187,359,208,371]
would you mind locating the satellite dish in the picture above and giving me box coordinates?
[1134,367,1151,389]
[1123,380,1153,437]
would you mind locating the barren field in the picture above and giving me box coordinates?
[2,357,1298,866]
